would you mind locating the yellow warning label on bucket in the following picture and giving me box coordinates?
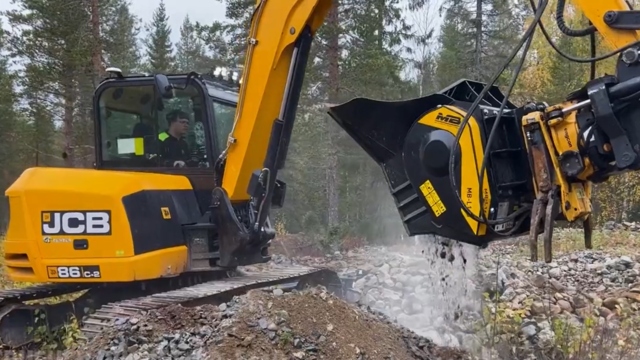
[419,180,446,217]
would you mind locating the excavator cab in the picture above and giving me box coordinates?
[95,68,238,213]
[3,67,272,287]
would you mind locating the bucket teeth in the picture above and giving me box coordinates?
[528,186,560,263]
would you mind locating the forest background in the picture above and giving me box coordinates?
[0,0,634,247]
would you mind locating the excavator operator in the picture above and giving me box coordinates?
[158,109,191,167]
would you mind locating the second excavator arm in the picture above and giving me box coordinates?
[217,0,640,262]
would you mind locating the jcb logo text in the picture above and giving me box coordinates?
[41,211,111,235]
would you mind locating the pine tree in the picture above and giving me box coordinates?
[103,0,141,74]
[194,20,233,69]
[405,0,439,96]
[176,15,207,72]
[0,17,58,228]
[191,0,253,71]
[480,0,526,84]
[221,0,254,66]
[0,19,15,123]
[435,2,475,89]
[335,0,417,239]
[4,0,93,167]
[340,0,415,100]
[143,0,175,73]
[435,0,525,86]
[21,63,58,168]
[0,55,17,230]
[280,0,419,242]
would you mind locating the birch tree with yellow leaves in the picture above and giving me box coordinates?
[511,0,640,224]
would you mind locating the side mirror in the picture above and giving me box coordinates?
[154,74,174,99]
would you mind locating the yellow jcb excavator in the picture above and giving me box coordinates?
[1,0,639,347]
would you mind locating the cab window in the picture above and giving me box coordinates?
[213,101,235,151]
[97,83,210,168]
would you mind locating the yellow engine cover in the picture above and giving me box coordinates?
[4,167,199,283]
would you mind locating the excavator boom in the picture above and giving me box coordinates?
[221,0,331,202]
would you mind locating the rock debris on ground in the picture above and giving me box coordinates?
[263,230,640,357]
[476,244,640,352]
[260,239,484,350]
[64,286,469,360]
[62,224,640,360]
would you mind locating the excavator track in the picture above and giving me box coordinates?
[79,266,341,342]
[0,283,91,306]
[0,270,237,348]
[0,283,95,348]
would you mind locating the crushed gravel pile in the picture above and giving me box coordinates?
[64,286,470,360]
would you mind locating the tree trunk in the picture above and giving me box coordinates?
[377,0,384,49]
[90,0,103,85]
[62,67,76,168]
[474,0,483,80]
[326,0,340,236]
[621,176,631,222]
[85,0,101,167]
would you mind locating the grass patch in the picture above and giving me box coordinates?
[511,228,640,259]
[476,291,640,360]
[480,227,640,359]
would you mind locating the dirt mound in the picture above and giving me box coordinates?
[64,287,470,360]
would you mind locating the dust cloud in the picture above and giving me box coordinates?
[407,236,482,348]
[366,182,484,351]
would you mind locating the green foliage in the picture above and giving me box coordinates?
[478,287,640,360]
[434,0,524,89]
[4,0,94,166]
[217,0,254,66]
[435,2,475,88]
[143,0,175,73]
[278,330,293,347]
[339,0,415,100]
[193,21,234,69]
[103,0,142,74]
[176,15,208,73]
[26,310,82,351]
[0,24,20,229]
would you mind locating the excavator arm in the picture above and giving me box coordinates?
[205,0,333,258]
[218,0,640,262]
[220,0,331,203]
